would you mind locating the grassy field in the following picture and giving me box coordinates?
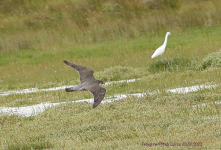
[1,0,221,149]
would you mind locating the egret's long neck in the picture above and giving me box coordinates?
[163,34,169,46]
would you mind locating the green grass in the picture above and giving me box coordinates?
[1,90,221,149]
[1,0,221,149]
[1,25,221,91]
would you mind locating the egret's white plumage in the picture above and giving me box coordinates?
[151,32,172,59]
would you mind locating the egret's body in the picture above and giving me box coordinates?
[151,32,171,59]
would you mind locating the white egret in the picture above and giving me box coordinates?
[151,32,172,59]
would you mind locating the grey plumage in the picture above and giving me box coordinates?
[63,60,106,108]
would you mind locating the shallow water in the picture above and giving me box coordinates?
[0,79,140,97]
[0,79,218,117]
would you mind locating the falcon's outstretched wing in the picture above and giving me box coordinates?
[85,85,106,108]
[63,60,95,83]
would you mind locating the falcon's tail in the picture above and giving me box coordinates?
[65,87,76,92]
[63,60,71,66]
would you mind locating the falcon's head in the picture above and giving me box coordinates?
[98,80,105,85]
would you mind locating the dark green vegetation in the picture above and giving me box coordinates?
[0,0,221,149]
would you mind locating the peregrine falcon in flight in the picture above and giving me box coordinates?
[63,60,106,108]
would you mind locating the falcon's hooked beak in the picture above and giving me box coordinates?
[99,80,105,85]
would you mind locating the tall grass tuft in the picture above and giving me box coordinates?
[148,57,192,73]
[7,140,53,150]
[148,0,181,9]
[96,66,142,81]
[200,52,221,69]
